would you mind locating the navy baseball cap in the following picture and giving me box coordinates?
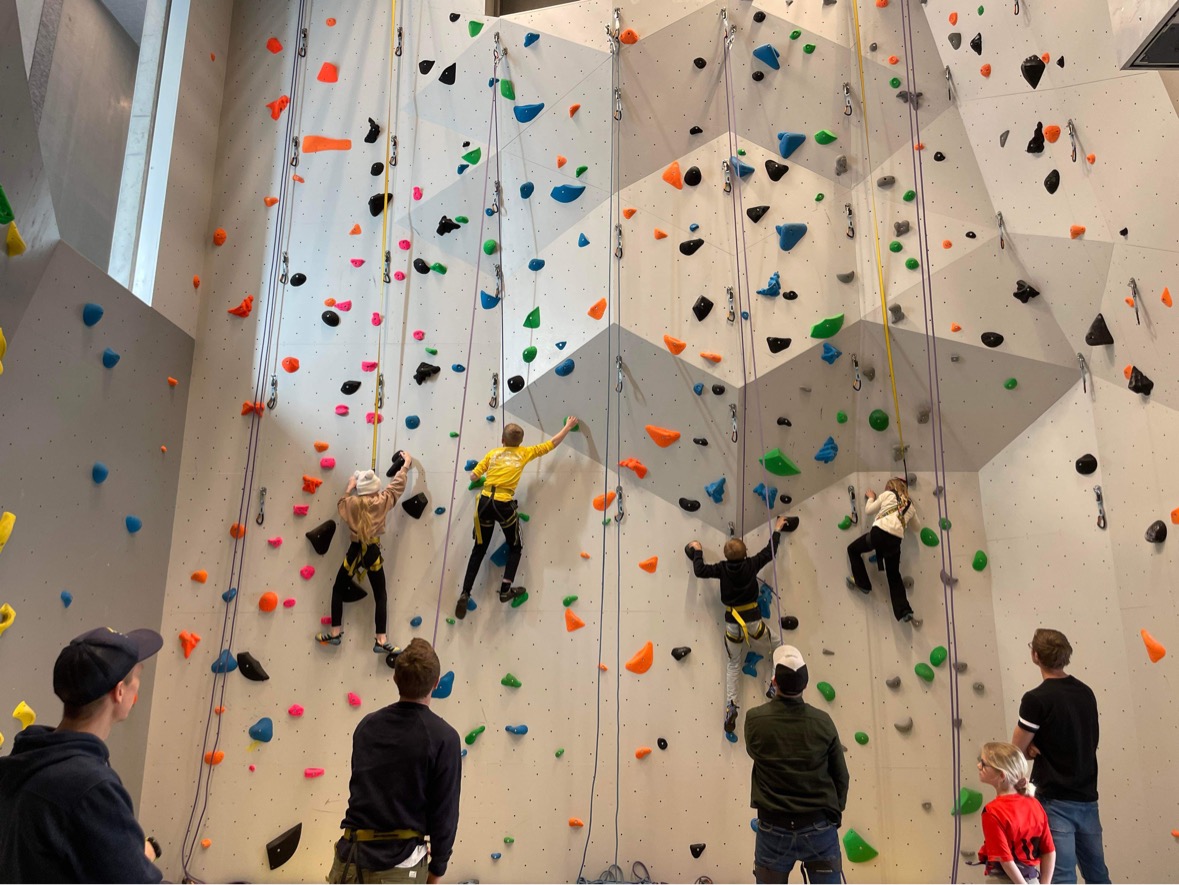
[53,627,163,706]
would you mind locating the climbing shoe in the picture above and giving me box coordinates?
[847,576,871,595]
[455,593,471,620]
[901,612,923,629]
[499,585,526,603]
[724,700,739,734]
[766,680,778,700]
[374,640,401,655]
[315,631,342,646]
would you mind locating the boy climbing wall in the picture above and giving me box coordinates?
[455,417,579,620]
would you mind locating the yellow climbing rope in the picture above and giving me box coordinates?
[849,0,907,462]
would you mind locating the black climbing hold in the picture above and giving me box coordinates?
[692,295,714,321]
[684,166,702,187]
[965,230,977,239]
[413,362,441,385]
[1084,313,1114,346]
[1021,54,1046,89]
[948,32,962,50]
[305,520,337,555]
[439,63,457,85]
[753,10,766,21]
[679,238,705,256]
[689,125,704,135]
[413,258,431,274]
[1075,453,1098,475]
[782,616,799,631]
[690,843,706,859]
[782,290,798,301]
[1000,130,1010,148]
[418,60,435,75]
[437,216,461,236]
[934,151,946,161]
[365,118,381,144]
[746,205,769,223]
[896,90,922,108]
[266,823,302,871]
[776,417,791,426]
[692,437,709,446]
[341,380,361,395]
[657,737,668,750]
[711,384,726,395]
[778,494,792,506]
[752,71,764,82]
[369,193,392,217]
[1056,56,1065,67]
[507,374,525,393]
[1044,169,1060,194]
[1145,520,1167,544]
[236,652,270,682]
[402,493,429,519]
[290,273,306,287]
[322,310,340,327]
[1119,227,1129,237]
[386,450,406,478]
[1128,366,1154,396]
[449,12,460,22]
[766,337,791,354]
[969,33,982,55]
[1027,122,1045,154]
[679,498,701,512]
[693,57,707,69]
[1012,280,1040,304]
[371,162,385,177]
[339,579,368,603]
[671,646,692,660]
[981,332,1004,348]
[781,516,800,533]
[765,160,789,182]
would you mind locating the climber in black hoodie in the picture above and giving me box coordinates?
[687,515,789,737]
[0,627,165,883]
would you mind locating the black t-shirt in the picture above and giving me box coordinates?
[1017,675,1100,802]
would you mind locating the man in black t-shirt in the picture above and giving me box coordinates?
[1012,628,1110,884]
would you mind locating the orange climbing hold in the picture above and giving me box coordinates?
[914,142,925,151]
[888,55,899,65]
[950,323,962,332]
[259,591,279,613]
[1044,125,1061,143]
[1142,629,1167,663]
[204,750,225,765]
[230,523,247,539]
[1041,52,1051,64]
[876,0,888,6]
[266,95,290,120]
[212,228,227,246]
[214,706,225,715]
[565,609,586,632]
[618,458,648,479]
[349,223,362,235]
[580,551,591,559]
[168,377,179,387]
[622,207,637,219]
[193,275,201,289]
[201,839,212,849]
[1162,287,1173,307]
[191,570,208,583]
[264,196,279,207]
[241,401,264,416]
[1125,296,1136,308]
[942,240,953,249]
[314,441,330,452]
[281,356,300,373]
[949,12,958,24]
[1069,225,1086,239]
[324,298,336,307]
[644,425,681,447]
[599,663,608,671]
[663,334,686,355]
[699,351,722,364]
[635,746,653,759]
[179,631,201,659]
[662,161,683,190]
[266,37,283,53]
[302,135,352,153]
[1124,364,1134,380]
[568,103,581,117]
[593,491,617,511]
[228,295,254,317]
[326,17,336,26]
[654,229,668,240]
[302,475,324,494]
[625,641,654,674]
[588,298,607,320]
[1086,153,1096,165]
[619,28,639,44]
[556,154,568,169]
[569,818,585,827]
[638,556,658,573]
[317,62,339,83]
[980,63,992,77]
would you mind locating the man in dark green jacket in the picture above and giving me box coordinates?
[744,645,849,883]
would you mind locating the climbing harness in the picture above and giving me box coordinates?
[1094,486,1107,530]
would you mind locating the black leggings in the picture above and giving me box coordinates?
[461,497,523,595]
[330,541,387,633]
[847,526,912,621]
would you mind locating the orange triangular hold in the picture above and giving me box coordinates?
[569,817,585,827]
[229,522,247,539]
[618,457,648,479]
[317,62,339,82]
[302,135,352,153]
[556,154,568,168]
[565,609,586,632]
[950,323,962,332]
[1162,287,1173,307]
[349,223,362,235]
[204,750,225,765]
[167,376,179,387]
[592,491,617,511]
[980,63,991,77]
[314,440,330,452]
[638,556,658,573]
[1069,225,1086,239]
[635,746,653,759]
[645,425,681,447]
[588,298,607,319]
[228,295,254,317]
[1142,629,1167,663]
[699,351,722,363]
[662,160,683,190]
[619,28,639,44]
[663,334,686,355]
[191,570,208,583]
[302,475,324,493]
[264,196,279,207]
[568,103,581,117]
[625,640,654,673]
[1043,125,1061,143]
[654,228,668,240]
[179,630,201,659]
[622,207,637,219]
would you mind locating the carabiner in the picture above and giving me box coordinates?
[256,487,267,526]
[945,66,954,101]
[266,375,278,411]
[730,403,739,443]
[996,212,1007,251]
[290,136,300,168]
[298,27,308,58]
[489,372,499,409]
[1094,485,1106,530]
[722,160,732,194]
[1067,119,1078,163]
[390,136,398,167]
[613,87,623,121]
[615,485,625,523]
[279,252,289,285]
[842,82,853,116]
[1128,277,1141,326]
[614,224,623,260]
[1077,352,1089,394]
[494,263,504,299]
[383,250,391,284]
[616,356,624,393]
[844,203,855,239]
[848,485,859,525]
[851,354,862,391]
[395,26,403,57]
[377,373,385,410]
[726,286,736,325]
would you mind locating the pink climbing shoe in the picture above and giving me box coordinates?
[315,631,342,646]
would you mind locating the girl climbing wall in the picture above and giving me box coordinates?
[846,478,922,626]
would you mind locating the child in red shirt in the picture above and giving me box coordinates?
[977,741,1057,884]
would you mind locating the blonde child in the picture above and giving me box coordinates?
[977,741,1056,884]
[846,477,922,625]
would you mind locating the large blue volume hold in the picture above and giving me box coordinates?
[514,102,544,123]
[752,44,781,69]
[775,223,808,251]
[777,131,806,159]
[551,184,586,203]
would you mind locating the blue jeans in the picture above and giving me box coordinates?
[1040,798,1110,884]
[754,819,843,883]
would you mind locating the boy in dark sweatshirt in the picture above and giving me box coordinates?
[687,515,788,736]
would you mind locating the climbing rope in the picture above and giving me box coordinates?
[179,2,311,877]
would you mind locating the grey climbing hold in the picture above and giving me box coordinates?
[940,569,959,588]
[861,366,875,381]
[922,802,933,811]
[1044,169,1060,194]
[954,661,968,673]
[902,576,914,590]
[888,303,905,322]
[973,682,985,694]
[885,676,901,689]
[1027,122,1045,154]
[1012,280,1040,303]
[822,648,835,656]
[894,220,910,236]
[1085,314,1113,346]
[836,271,855,283]
[948,32,962,49]
[877,175,896,188]
[896,90,922,108]
[894,717,914,733]
[917,406,931,425]
[834,155,848,176]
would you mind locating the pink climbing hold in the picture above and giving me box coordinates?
[268,536,283,547]
[335,300,352,312]
[393,271,406,281]
[300,565,316,580]
[320,457,336,469]
[350,258,365,267]
[293,505,310,516]
[249,764,256,772]
[335,405,350,416]
[412,186,423,200]
[283,597,296,608]
[361,361,378,372]
[304,768,325,778]
[371,312,382,326]
[289,704,305,716]
[366,412,383,424]
[413,330,425,340]
[320,615,332,625]
[398,239,412,250]
[347,692,362,707]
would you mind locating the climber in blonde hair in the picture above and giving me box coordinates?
[977,741,1057,884]
[846,476,923,626]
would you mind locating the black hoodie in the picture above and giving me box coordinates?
[692,530,781,623]
[0,726,163,883]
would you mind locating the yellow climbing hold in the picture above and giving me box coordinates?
[0,325,6,375]
[12,700,35,730]
[0,511,15,555]
[6,221,26,256]
[0,603,15,638]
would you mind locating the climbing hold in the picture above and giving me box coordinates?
[429,670,454,699]
[760,448,801,477]
[238,651,270,681]
[524,31,540,47]
[438,63,457,85]
[551,184,586,203]
[523,307,541,329]
[1128,366,1154,396]
[513,102,545,124]
[635,746,653,760]
[507,375,525,393]
[699,351,722,364]
[692,296,714,321]
[1085,314,1114,346]
[527,259,546,273]
[322,310,340,327]
[258,591,279,613]
[1142,629,1167,662]
[981,332,1004,348]
[505,724,529,736]
[522,346,537,363]
[810,314,845,339]
[680,238,705,256]
[100,347,122,369]
[619,27,639,43]
[1027,122,1046,154]
[179,631,201,659]
[820,343,842,365]
[638,556,658,574]
[705,478,727,503]
[248,717,274,743]
[953,787,984,815]
[757,271,781,298]
[402,493,429,520]
[679,498,701,512]
[920,527,939,547]
[853,731,869,746]
[970,550,989,572]
[204,750,225,766]
[653,228,668,240]
[501,673,522,689]
[663,335,686,355]
[766,337,791,354]
[816,682,835,702]
[814,129,838,146]
[753,44,781,69]
[1146,520,1167,544]
[813,437,839,465]
[626,641,654,674]
[775,223,808,251]
[915,663,935,682]
[1012,280,1041,304]
[302,135,352,153]
[125,515,143,534]
[222,586,238,602]
[729,156,754,178]
[565,609,586,632]
[304,768,324,778]
[1044,169,1060,194]
[1162,287,1173,307]
[211,650,238,674]
[930,646,948,668]
[662,161,684,189]
[895,717,914,733]
[553,358,575,377]
[645,426,681,447]
[868,409,890,432]
[1021,54,1046,89]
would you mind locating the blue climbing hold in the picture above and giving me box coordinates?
[61,590,73,608]
[505,724,529,735]
[481,290,500,309]
[742,310,750,320]
[514,102,544,123]
[102,347,121,369]
[725,731,738,743]
[520,181,535,199]
[222,586,237,603]
[777,131,806,159]
[490,542,510,567]
[456,164,469,175]
[524,32,540,47]
[555,358,575,377]
[743,651,764,677]
[751,819,760,832]
[211,649,238,674]
[406,415,420,429]
[753,483,778,507]
[434,506,446,515]
[730,156,755,178]
[92,462,109,484]
[410,615,423,627]
[578,233,589,247]
[551,184,586,203]
[460,748,468,758]
[693,383,705,395]
[82,303,104,326]
[487,414,495,421]
[705,477,726,503]
[814,436,839,464]
[775,223,808,252]
[752,44,781,69]
[432,670,454,699]
[249,717,274,743]
[528,258,546,271]
[821,342,842,365]
[689,223,700,232]
[758,581,773,619]
[452,364,466,372]
[555,341,567,350]
[757,271,781,297]
[464,459,478,471]
[125,515,142,533]
[491,852,503,860]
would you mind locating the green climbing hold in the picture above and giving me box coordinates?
[889,76,902,88]
[555,747,565,758]
[972,550,988,571]
[903,189,916,202]
[562,595,579,607]
[889,241,902,253]
[868,409,890,431]
[1004,378,1018,390]
[836,410,848,424]
[915,662,935,682]
[0,184,13,225]
[737,148,746,156]
[510,591,529,608]
[977,4,985,13]
[501,673,522,688]
[905,258,919,270]
[803,43,816,54]
[920,527,939,547]
[814,129,838,145]
[500,79,515,99]
[810,314,845,338]
[469,21,484,37]
[814,193,825,202]
[760,448,802,477]
[789,29,802,40]
[575,165,588,178]
[939,517,951,531]
[953,787,984,816]
[522,346,537,363]
[449,431,459,438]
[462,147,482,165]
[469,477,486,490]
[483,239,498,255]
[504,836,515,845]
[446,617,456,625]
[430,262,448,274]
[454,215,469,224]
[930,646,948,667]
[425,347,438,355]
[838,515,853,531]
[465,725,486,745]
[518,513,529,522]
[816,681,835,702]
[523,307,541,329]
[854,731,869,745]
[843,829,879,863]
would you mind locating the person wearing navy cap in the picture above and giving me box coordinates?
[0,626,165,882]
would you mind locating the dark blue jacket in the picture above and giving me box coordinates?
[0,726,163,883]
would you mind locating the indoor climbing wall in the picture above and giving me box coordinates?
[135,0,1176,883]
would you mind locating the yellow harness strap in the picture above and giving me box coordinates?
[726,601,762,642]
[342,827,424,842]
